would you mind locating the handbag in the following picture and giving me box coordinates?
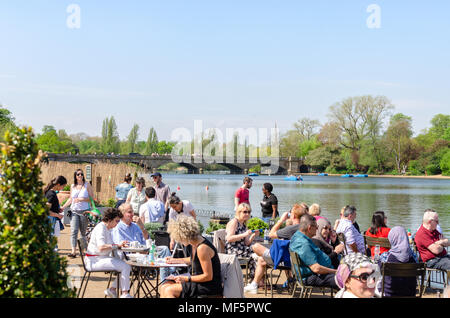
[67,209,73,218]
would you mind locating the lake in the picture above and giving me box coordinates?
[141,174,450,234]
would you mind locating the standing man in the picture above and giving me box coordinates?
[151,172,171,224]
[234,177,252,211]
[415,209,450,270]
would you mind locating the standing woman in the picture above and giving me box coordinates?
[44,176,68,251]
[225,203,259,279]
[61,169,94,258]
[126,177,146,216]
[260,183,278,223]
[115,173,133,208]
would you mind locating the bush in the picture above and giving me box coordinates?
[144,222,165,240]
[205,221,227,235]
[425,163,441,175]
[104,198,117,208]
[0,126,75,297]
[246,218,269,231]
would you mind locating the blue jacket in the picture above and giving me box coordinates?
[270,239,291,269]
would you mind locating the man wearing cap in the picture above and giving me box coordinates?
[151,172,171,224]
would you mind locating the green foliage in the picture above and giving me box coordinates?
[35,126,77,153]
[198,220,205,234]
[249,164,261,173]
[440,149,450,176]
[0,126,75,297]
[63,184,71,191]
[144,223,164,240]
[101,116,120,154]
[103,198,117,208]
[205,221,227,235]
[246,218,268,231]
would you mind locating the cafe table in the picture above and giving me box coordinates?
[126,258,188,298]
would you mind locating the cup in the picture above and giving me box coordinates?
[131,241,139,248]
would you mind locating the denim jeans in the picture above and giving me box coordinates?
[70,210,89,248]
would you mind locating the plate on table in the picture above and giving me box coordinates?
[122,247,149,253]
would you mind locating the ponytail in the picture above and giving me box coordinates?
[169,192,181,205]
[44,176,68,194]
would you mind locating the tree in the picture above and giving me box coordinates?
[144,127,158,155]
[0,104,15,142]
[328,95,394,168]
[293,118,320,141]
[429,114,450,140]
[126,124,139,153]
[35,126,77,153]
[383,113,418,174]
[101,116,120,154]
[0,126,75,297]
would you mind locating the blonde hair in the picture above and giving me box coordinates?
[235,203,252,224]
[167,215,200,243]
[309,203,321,216]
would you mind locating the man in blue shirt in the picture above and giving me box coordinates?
[289,214,338,289]
[112,203,174,280]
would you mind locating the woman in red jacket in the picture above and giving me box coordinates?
[365,211,390,257]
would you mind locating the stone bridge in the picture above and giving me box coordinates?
[45,153,306,175]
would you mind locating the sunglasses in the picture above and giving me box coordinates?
[322,226,331,230]
[77,173,84,176]
[350,271,374,283]
[242,211,251,214]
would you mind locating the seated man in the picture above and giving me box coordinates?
[112,203,174,280]
[289,214,338,289]
[414,209,450,270]
[335,205,365,254]
[243,203,308,294]
[139,186,166,224]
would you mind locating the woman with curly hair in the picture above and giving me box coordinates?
[160,215,222,298]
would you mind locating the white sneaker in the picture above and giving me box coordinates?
[120,293,134,298]
[104,288,117,298]
[244,282,258,294]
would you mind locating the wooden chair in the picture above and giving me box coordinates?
[289,250,314,298]
[337,233,348,255]
[77,238,120,298]
[363,235,391,257]
[264,263,292,297]
[413,242,449,291]
[380,262,426,298]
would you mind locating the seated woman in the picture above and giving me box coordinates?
[335,253,381,298]
[85,208,133,298]
[160,215,223,298]
[365,211,391,257]
[311,218,345,269]
[225,203,259,279]
[378,226,418,297]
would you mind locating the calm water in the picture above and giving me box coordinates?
[141,174,450,234]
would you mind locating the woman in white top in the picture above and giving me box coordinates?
[126,177,147,216]
[61,169,94,258]
[168,192,196,221]
[168,192,196,250]
[85,208,133,298]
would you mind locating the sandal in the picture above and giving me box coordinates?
[68,253,77,258]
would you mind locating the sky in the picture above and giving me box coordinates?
[0,0,449,142]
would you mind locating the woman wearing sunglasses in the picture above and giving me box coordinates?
[225,203,259,280]
[61,169,94,258]
[334,253,381,298]
[311,217,345,269]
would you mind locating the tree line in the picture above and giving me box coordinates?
[1,96,449,176]
[279,96,450,176]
